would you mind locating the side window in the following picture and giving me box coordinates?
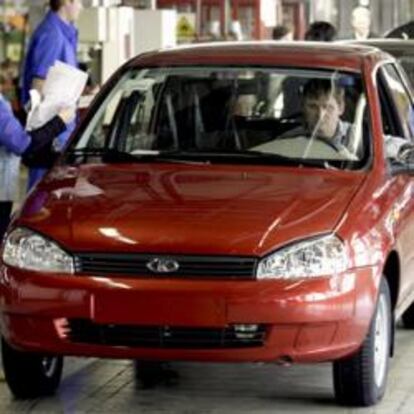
[376,71,398,137]
[76,88,123,150]
[395,60,414,101]
[77,76,157,152]
[115,88,156,153]
[381,64,414,141]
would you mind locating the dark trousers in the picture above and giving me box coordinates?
[0,201,13,242]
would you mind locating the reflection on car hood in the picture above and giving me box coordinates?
[18,164,365,256]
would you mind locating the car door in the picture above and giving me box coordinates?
[377,63,414,310]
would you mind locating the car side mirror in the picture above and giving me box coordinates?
[390,144,414,175]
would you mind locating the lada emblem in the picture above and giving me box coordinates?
[146,258,180,273]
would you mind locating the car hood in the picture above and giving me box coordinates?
[18,163,365,256]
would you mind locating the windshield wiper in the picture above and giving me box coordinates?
[65,148,210,165]
[156,149,329,168]
[64,147,107,163]
[65,147,334,169]
[109,150,210,165]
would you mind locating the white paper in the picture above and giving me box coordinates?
[26,61,88,131]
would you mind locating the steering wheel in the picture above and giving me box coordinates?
[303,136,357,160]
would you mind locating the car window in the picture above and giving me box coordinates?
[69,67,369,170]
[380,63,414,141]
[397,57,414,88]
[377,71,399,137]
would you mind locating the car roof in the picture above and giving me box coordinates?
[346,38,414,47]
[341,38,414,56]
[127,41,391,73]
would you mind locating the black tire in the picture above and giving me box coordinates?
[333,277,392,407]
[2,337,63,399]
[402,301,414,329]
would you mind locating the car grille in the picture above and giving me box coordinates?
[74,253,257,279]
[66,319,266,349]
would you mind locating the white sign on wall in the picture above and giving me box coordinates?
[260,0,277,27]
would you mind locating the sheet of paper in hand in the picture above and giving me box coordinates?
[26,61,88,131]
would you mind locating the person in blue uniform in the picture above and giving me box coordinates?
[21,0,83,189]
[0,95,74,241]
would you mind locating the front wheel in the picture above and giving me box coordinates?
[2,337,63,399]
[333,277,392,407]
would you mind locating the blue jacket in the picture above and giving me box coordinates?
[0,96,31,201]
[21,11,78,106]
[21,11,78,189]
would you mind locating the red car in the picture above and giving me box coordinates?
[2,42,414,406]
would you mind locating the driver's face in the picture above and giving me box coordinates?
[303,93,344,139]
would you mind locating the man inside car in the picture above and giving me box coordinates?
[254,78,411,161]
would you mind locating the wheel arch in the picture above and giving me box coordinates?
[383,251,400,312]
[382,250,400,357]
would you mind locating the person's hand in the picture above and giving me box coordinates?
[58,106,76,124]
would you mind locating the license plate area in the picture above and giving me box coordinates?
[92,292,226,327]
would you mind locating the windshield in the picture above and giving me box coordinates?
[67,67,369,170]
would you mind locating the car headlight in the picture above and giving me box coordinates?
[2,228,74,274]
[257,235,348,280]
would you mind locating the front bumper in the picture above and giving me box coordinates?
[0,265,381,363]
